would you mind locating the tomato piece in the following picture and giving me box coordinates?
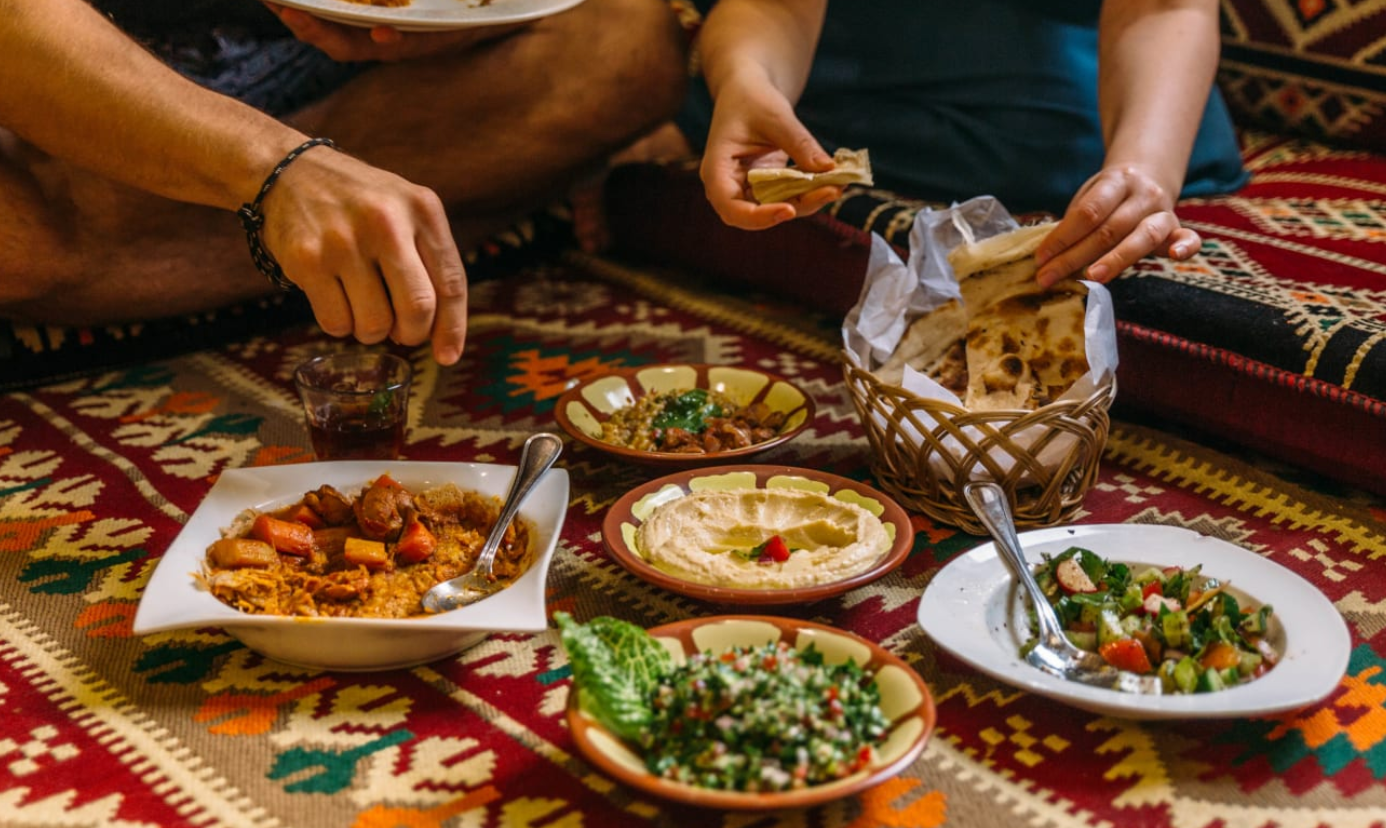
[394,519,437,563]
[1200,641,1243,671]
[1141,580,1163,601]
[251,513,315,557]
[764,535,791,563]
[850,745,873,773]
[1098,637,1153,674]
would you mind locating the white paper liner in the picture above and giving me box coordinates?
[841,196,1119,482]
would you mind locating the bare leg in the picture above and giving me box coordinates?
[0,0,688,326]
[290,0,690,249]
[0,131,269,325]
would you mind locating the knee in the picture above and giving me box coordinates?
[567,0,691,124]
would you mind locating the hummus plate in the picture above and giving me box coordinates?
[602,465,914,605]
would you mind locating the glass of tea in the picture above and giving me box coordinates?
[293,351,413,461]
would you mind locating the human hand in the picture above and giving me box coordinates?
[264,3,524,62]
[700,74,839,230]
[259,149,468,365]
[1034,165,1201,288]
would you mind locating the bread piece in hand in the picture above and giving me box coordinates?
[748,148,874,204]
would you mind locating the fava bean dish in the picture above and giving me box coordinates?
[558,613,889,793]
[199,474,531,618]
[1030,547,1279,693]
[600,388,787,454]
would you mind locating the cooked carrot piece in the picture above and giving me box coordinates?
[251,514,315,557]
[208,538,279,569]
[394,519,437,563]
[343,537,390,570]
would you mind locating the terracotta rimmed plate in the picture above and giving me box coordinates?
[553,364,815,468]
[566,615,936,810]
[602,465,914,605]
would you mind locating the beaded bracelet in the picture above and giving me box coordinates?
[236,137,337,291]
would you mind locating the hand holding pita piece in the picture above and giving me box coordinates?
[748,147,874,204]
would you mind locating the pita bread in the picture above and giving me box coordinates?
[963,285,1088,411]
[875,299,967,387]
[873,221,1091,412]
[950,222,1053,314]
[951,222,1089,411]
[748,148,874,204]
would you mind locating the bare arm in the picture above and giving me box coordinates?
[0,0,299,209]
[696,0,833,229]
[1035,0,1219,286]
[0,0,467,364]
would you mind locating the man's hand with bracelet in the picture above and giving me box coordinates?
[251,138,469,366]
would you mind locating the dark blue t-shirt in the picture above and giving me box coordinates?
[677,0,1247,212]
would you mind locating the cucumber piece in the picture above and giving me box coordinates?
[1162,609,1191,650]
[1173,656,1200,694]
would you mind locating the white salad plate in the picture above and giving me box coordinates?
[133,460,569,671]
[917,523,1351,720]
[272,0,588,32]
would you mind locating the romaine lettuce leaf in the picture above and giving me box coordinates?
[556,612,673,742]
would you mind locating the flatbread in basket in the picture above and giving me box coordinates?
[841,196,1118,482]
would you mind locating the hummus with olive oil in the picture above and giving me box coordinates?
[635,488,891,589]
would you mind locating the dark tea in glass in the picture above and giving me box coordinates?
[306,413,406,461]
[294,352,412,461]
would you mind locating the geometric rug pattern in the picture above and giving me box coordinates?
[1,254,1384,827]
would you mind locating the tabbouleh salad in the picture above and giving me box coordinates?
[557,613,890,792]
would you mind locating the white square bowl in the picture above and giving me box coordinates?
[133,460,569,671]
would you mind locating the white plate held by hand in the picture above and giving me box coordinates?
[917,524,1350,719]
[273,0,588,32]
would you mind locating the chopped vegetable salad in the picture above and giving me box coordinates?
[1029,547,1279,694]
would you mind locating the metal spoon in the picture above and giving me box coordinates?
[421,432,563,613]
[963,482,1163,695]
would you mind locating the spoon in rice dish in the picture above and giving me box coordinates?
[964,482,1163,696]
[422,432,563,613]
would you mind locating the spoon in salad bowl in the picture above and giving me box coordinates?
[421,432,563,613]
[963,482,1163,695]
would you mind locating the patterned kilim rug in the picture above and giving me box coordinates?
[1,253,1384,828]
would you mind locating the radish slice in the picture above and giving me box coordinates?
[1055,557,1099,594]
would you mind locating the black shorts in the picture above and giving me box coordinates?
[101,0,368,116]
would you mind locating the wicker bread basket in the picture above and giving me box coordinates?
[842,354,1116,535]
